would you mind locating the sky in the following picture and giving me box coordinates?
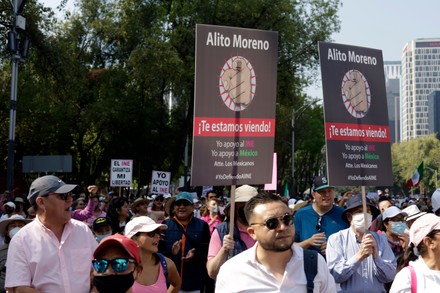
[42,0,440,99]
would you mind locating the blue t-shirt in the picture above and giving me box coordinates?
[294,204,349,252]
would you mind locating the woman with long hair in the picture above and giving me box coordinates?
[125,216,181,293]
[107,197,131,235]
[148,195,165,223]
[390,213,440,292]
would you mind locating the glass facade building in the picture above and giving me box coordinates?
[401,38,440,141]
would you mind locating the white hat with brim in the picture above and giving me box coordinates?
[410,213,440,247]
[0,215,32,236]
[402,204,427,222]
[124,216,167,239]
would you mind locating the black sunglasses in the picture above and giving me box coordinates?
[42,193,71,201]
[175,200,191,207]
[251,213,293,230]
[316,216,322,231]
[92,258,135,274]
[144,229,163,238]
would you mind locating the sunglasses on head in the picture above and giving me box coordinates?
[251,213,293,230]
[316,216,322,231]
[175,200,191,207]
[92,258,135,274]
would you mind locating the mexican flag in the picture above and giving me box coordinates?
[284,183,290,198]
[405,162,424,188]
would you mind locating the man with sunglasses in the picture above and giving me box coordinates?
[294,176,349,256]
[216,192,335,292]
[5,175,98,293]
[159,191,211,293]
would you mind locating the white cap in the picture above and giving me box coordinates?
[410,213,440,247]
[235,185,258,202]
[432,189,440,213]
[382,206,407,221]
[124,216,167,239]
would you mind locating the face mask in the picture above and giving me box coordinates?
[351,213,372,232]
[95,233,112,243]
[237,207,248,225]
[390,221,407,235]
[93,273,134,293]
[211,204,218,213]
[8,227,21,239]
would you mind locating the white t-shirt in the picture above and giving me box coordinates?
[390,256,440,293]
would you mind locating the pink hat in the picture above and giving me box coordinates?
[409,213,440,247]
[93,234,140,264]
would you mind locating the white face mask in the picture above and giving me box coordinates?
[9,227,21,239]
[351,213,372,232]
[211,204,218,213]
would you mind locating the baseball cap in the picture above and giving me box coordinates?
[27,175,78,205]
[4,202,15,209]
[14,197,25,204]
[402,205,426,222]
[93,217,111,231]
[312,176,334,191]
[382,206,407,221]
[0,214,32,236]
[431,189,440,213]
[235,185,258,202]
[93,234,140,265]
[175,192,193,204]
[342,193,379,223]
[124,216,167,239]
[410,213,440,247]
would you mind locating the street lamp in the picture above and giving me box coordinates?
[6,0,29,194]
[425,166,438,189]
[291,99,318,194]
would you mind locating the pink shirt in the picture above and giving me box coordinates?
[5,216,97,293]
[207,225,255,260]
[200,215,222,235]
[132,260,167,293]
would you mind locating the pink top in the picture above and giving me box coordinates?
[200,215,222,235]
[132,260,167,293]
[71,198,96,221]
[207,225,255,260]
[5,216,97,293]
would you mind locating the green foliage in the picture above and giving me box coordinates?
[0,0,341,192]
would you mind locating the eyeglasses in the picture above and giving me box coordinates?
[92,258,135,273]
[175,201,191,207]
[251,213,293,230]
[155,198,164,202]
[144,229,162,238]
[316,216,322,231]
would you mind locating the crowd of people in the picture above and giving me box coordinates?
[1,174,440,292]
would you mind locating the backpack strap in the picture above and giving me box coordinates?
[303,249,318,293]
[407,265,417,293]
[157,252,168,279]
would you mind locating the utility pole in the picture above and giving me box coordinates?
[6,0,29,194]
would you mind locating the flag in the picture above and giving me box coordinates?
[284,183,289,198]
[405,162,424,188]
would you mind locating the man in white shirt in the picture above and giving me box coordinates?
[5,175,97,293]
[216,192,335,293]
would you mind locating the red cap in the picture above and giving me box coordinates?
[93,234,140,264]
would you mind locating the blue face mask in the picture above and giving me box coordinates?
[96,233,112,243]
[390,221,407,235]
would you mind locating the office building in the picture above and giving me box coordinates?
[428,90,440,138]
[384,61,401,143]
[400,38,440,141]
